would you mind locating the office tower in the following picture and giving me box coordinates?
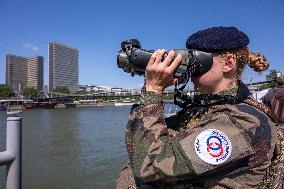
[5,54,44,93]
[27,56,44,91]
[48,42,79,93]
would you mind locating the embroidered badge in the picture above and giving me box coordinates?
[194,129,232,165]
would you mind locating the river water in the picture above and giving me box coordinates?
[0,103,176,189]
[0,106,131,189]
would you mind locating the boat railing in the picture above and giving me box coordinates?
[0,110,22,189]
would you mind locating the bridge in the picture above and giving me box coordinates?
[40,91,141,99]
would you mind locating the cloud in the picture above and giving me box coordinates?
[22,43,39,52]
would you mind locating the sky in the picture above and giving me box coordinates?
[0,0,283,89]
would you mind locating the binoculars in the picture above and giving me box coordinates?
[117,39,214,83]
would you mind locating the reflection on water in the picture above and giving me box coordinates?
[0,103,177,189]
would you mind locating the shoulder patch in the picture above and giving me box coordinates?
[194,129,232,165]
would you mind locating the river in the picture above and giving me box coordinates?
[0,103,176,189]
[0,106,131,189]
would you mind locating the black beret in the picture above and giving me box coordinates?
[186,26,249,51]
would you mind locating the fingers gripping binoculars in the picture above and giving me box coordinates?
[117,39,214,84]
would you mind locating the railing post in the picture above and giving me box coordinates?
[6,112,22,189]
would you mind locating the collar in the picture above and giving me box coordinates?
[174,80,251,108]
[195,85,238,96]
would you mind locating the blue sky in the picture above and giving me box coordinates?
[0,0,283,89]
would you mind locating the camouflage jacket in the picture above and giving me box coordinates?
[117,88,283,189]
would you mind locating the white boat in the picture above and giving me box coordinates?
[113,98,137,106]
[114,102,135,106]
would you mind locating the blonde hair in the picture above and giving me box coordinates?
[220,47,269,78]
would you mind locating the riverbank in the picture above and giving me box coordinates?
[2,101,138,110]
[1,88,268,111]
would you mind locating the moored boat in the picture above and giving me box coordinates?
[23,102,58,109]
[73,99,114,107]
[114,102,135,106]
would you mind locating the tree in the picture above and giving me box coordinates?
[0,85,14,98]
[266,69,281,81]
[260,69,283,90]
[258,82,278,90]
[23,87,38,99]
[53,86,70,94]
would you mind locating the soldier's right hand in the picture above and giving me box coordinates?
[145,49,182,94]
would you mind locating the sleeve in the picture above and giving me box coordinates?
[116,162,137,189]
[125,93,255,183]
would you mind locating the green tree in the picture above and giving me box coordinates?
[23,87,39,99]
[258,82,278,90]
[53,86,70,94]
[260,69,283,90]
[266,69,281,81]
[0,85,15,98]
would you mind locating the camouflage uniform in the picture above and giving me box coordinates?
[117,84,284,189]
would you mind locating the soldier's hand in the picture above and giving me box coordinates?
[145,49,182,94]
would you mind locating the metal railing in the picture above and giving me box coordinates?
[0,110,22,189]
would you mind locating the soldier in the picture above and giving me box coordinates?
[262,76,284,127]
[117,26,284,189]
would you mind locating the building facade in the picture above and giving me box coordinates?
[48,42,79,93]
[5,54,43,93]
[27,56,44,91]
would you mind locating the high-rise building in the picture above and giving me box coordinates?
[5,54,43,93]
[27,56,44,91]
[48,42,78,93]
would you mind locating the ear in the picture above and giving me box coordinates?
[223,54,237,73]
